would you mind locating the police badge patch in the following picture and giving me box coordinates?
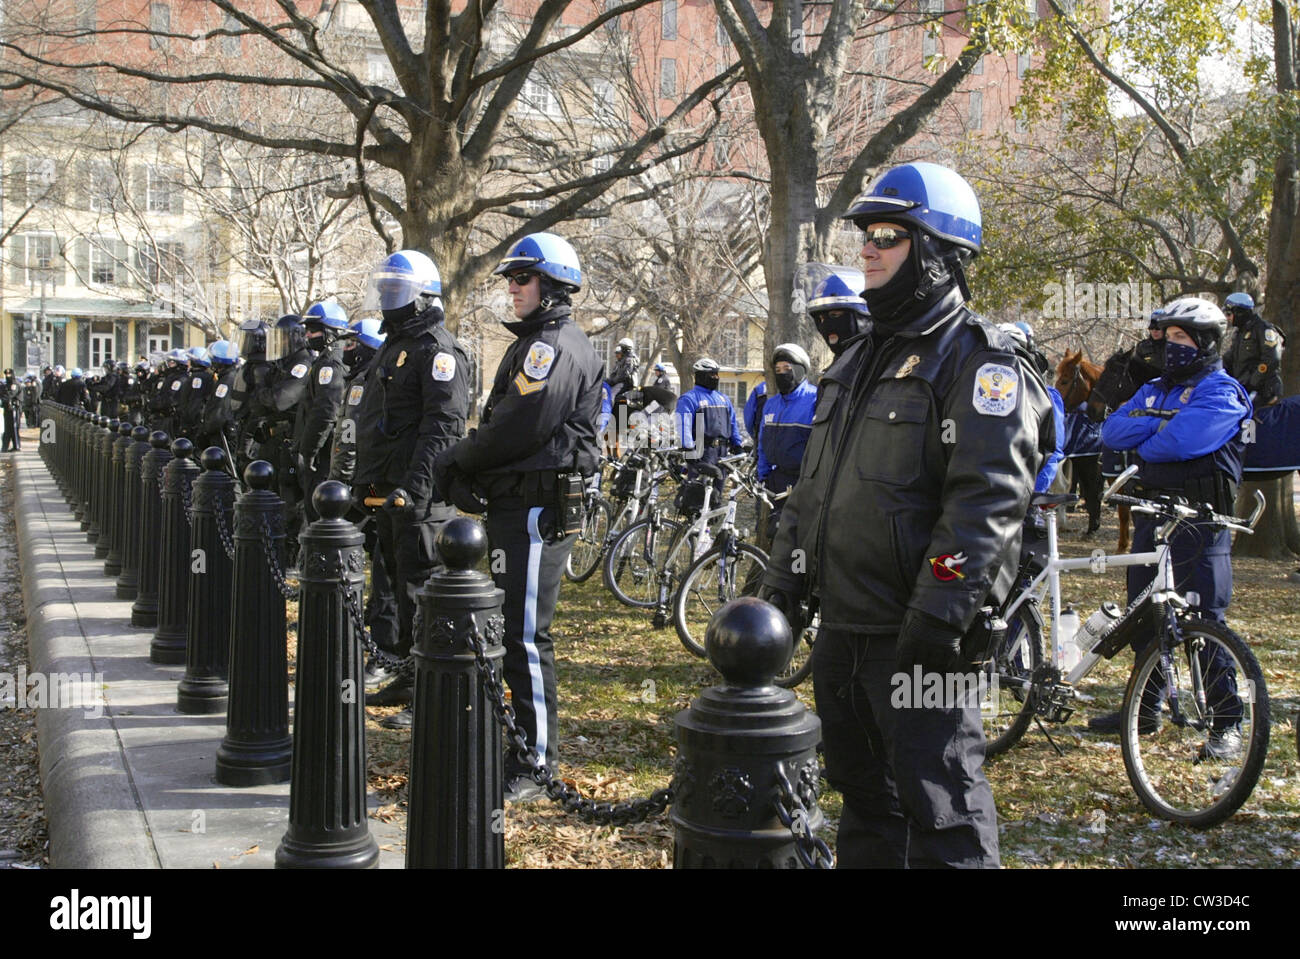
[523,341,556,380]
[972,363,1018,416]
[215,384,229,398]
[290,363,308,378]
[432,352,456,381]
[1263,328,1280,347]
[318,366,334,385]
[192,377,202,388]
[347,385,364,406]
[170,380,182,391]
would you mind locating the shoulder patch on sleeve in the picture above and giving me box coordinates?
[514,371,547,396]
[522,341,556,380]
[170,379,182,391]
[215,383,229,398]
[192,377,203,389]
[347,385,364,406]
[1263,328,1280,347]
[318,366,334,385]
[432,352,456,382]
[972,363,1019,416]
[290,363,308,379]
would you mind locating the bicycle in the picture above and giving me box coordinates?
[981,464,1269,826]
[601,449,693,609]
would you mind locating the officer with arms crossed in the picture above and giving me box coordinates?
[675,358,745,500]
[754,342,816,544]
[760,162,1053,868]
[1093,298,1251,755]
[434,233,603,802]
[354,251,469,723]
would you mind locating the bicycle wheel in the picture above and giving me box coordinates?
[1120,617,1269,827]
[673,540,769,657]
[981,601,1043,758]
[774,615,816,689]
[603,518,685,609]
[564,495,612,583]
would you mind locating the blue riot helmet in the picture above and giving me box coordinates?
[1224,291,1255,326]
[841,162,982,252]
[236,318,268,359]
[187,346,211,368]
[266,314,307,363]
[803,265,870,354]
[362,250,442,314]
[346,317,386,351]
[493,232,582,291]
[166,348,187,368]
[304,300,350,331]
[208,341,240,366]
[71,367,84,379]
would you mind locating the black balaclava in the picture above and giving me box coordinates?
[695,369,719,392]
[774,362,806,394]
[382,295,442,335]
[863,224,969,333]
[343,343,376,369]
[813,310,865,355]
[1160,326,1219,385]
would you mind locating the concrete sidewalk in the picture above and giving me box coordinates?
[12,440,405,868]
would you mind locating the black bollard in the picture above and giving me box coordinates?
[74,411,90,524]
[406,518,506,869]
[152,439,201,665]
[104,423,135,577]
[93,420,120,559]
[215,461,292,787]
[672,597,826,868]
[178,448,236,715]
[275,481,378,869]
[115,426,153,599]
[130,431,172,629]
[84,416,106,543]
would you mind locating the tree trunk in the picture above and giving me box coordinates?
[1232,476,1299,559]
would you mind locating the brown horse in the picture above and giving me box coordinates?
[1054,349,1133,551]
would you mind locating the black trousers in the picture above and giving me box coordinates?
[813,628,1000,868]
[372,497,447,658]
[1,406,19,451]
[486,504,574,775]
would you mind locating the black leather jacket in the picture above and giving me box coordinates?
[443,305,603,500]
[1225,311,1285,405]
[763,289,1055,635]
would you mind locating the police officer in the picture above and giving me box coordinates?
[675,358,744,499]
[293,301,349,522]
[328,318,399,688]
[1223,292,1284,407]
[229,319,273,473]
[90,361,121,417]
[1001,323,1066,562]
[41,366,58,400]
[195,341,240,459]
[433,233,603,800]
[648,361,671,393]
[56,368,93,411]
[741,379,766,443]
[805,267,871,357]
[759,162,1053,868]
[253,315,316,554]
[755,343,816,543]
[123,360,151,426]
[1131,311,1166,380]
[20,374,40,428]
[353,250,468,719]
[1093,298,1251,753]
[0,371,20,452]
[149,350,189,437]
[176,347,215,441]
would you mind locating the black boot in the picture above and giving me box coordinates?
[364,656,413,707]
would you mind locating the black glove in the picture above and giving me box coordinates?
[445,470,487,515]
[895,609,965,676]
[382,487,413,513]
[757,584,805,640]
[432,450,456,504]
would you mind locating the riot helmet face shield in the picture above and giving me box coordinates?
[266,316,305,363]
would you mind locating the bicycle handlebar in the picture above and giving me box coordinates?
[1105,490,1264,535]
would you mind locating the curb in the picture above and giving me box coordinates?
[14,444,161,868]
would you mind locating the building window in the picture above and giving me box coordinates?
[659,58,677,98]
[367,52,396,86]
[89,242,118,285]
[223,13,241,57]
[972,55,984,75]
[969,90,983,131]
[91,330,115,369]
[8,233,58,285]
[921,0,945,15]
[147,165,179,213]
[22,156,57,203]
[76,0,97,32]
[871,78,888,120]
[662,0,677,40]
[716,19,728,47]
[873,30,889,66]
[149,2,170,51]
[137,240,183,285]
[87,161,119,212]
[591,141,614,175]
[715,322,747,368]
[1024,0,1038,24]
[520,77,559,115]
[590,78,616,119]
[591,334,611,373]
[1018,52,1032,78]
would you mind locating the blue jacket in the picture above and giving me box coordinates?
[676,385,743,453]
[597,380,613,435]
[1063,401,1103,457]
[757,379,817,488]
[1034,386,1066,493]
[1100,364,1251,490]
[743,380,767,440]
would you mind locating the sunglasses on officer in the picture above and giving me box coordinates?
[504,271,539,286]
[861,226,910,250]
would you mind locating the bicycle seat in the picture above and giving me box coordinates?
[1030,492,1078,509]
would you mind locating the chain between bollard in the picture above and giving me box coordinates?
[341,580,407,670]
[772,767,835,869]
[258,514,299,601]
[464,622,673,826]
[212,499,237,559]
